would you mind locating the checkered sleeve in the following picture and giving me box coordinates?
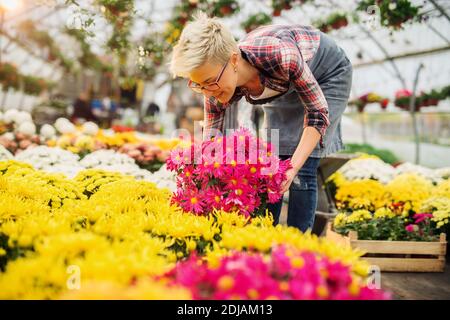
[203,96,226,140]
[278,41,330,146]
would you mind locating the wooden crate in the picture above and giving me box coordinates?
[326,223,447,272]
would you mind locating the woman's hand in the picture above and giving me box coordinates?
[281,167,299,193]
[281,127,321,193]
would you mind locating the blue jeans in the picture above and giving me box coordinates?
[267,156,321,232]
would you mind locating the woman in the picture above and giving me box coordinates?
[170,13,352,233]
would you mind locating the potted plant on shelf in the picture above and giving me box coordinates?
[329,13,349,29]
[357,0,421,30]
[315,12,348,33]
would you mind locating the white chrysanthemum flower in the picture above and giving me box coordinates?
[338,158,395,184]
[15,146,80,170]
[16,121,36,135]
[94,163,147,179]
[395,162,442,183]
[2,109,19,124]
[0,145,14,160]
[80,150,136,168]
[435,167,450,180]
[41,164,84,179]
[14,111,32,125]
[2,132,15,140]
[82,121,99,136]
[55,117,76,134]
[146,164,177,192]
[40,124,57,139]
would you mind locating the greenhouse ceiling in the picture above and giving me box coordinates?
[0,0,449,98]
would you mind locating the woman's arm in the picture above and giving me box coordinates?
[277,41,330,146]
[291,126,321,170]
[277,41,329,193]
[281,127,320,193]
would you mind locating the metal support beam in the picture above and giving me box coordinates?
[409,63,424,165]
[353,45,450,68]
[358,25,407,88]
[429,0,450,23]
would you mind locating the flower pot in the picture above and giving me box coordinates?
[331,22,341,30]
[219,6,233,16]
[273,9,282,17]
[429,98,439,106]
[338,18,348,28]
[178,17,188,25]
[105,5,120,17]
[319,25,330,33]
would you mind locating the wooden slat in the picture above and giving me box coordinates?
[363,257,446,272]
[325,223,447,272]
[350,240,446,255]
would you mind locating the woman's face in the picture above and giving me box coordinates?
[189,56,238,104]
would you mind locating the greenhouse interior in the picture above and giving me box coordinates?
[0,0,449,303]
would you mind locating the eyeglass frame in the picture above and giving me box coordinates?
[187,61,229,93]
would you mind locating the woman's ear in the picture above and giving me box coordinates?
[230,52,239,69]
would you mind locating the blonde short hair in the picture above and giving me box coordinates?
[169,12,239,78]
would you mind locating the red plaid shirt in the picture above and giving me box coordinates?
[203,24,330,145]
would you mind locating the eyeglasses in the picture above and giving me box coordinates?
[187,61,229,93]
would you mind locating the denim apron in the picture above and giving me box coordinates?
[261,32,353,157]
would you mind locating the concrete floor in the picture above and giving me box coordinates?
[381,265,450,300]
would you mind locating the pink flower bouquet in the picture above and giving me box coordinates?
[167,128,291,217]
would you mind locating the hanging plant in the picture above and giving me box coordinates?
[107,29,131,52]
[119,77,137,91]
[212,0,240,18]
[357,0,422,30]
[164,20,183,45]
[241,13,272,33]
[165,0,241,46]
[395,86,449,111]
[78,50,99,70]
[271,0,311,17]
[65,27,104,72]
[172,0,198,27]
[136,63,157,81]
[141,35,166,66]
[18,20,52,49]
[95,0,134,69]
[0,63,20,91]
[349,92,389,112]
[315,12,348,33]
[96,0,134,22]
[272,0,294,16]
